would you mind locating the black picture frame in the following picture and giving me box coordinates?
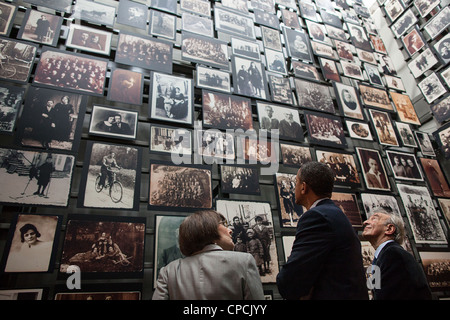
[355,146,391,192]
[107,68,144,106]
[220,164,261,195]
[413,0,440,18]
[433,33,450,66]
[407,47,439,79]
[365,63,384,87]
[389,91,421,125]
[294,78,334,113]
[0,84,25,134]
[17,9,63,47]
[415,130,436,157]
[149,9,177,41]
[358,83,394,111]
[390,8,418,38]
[149,123,192,157]
[383,0,405,23]
[71,0,116,27]
[0,2,17,37]
[253,8,279,29]
[65,23,112,56]
[261,25,283,52]
[368,108,400,147]
[232,56,269,101]
[432,121,450,159]
[423,6,450,40]
[283,27,314,63]
[348,23,372,52]
[386,150,423,181]
[180,0,211,17]
[418,72,447,104]
[116,0,148,30]
[430,94,450,124]
[319,57,341,82]
[0,37,38,84]
[88,105,138,141]
[331,190,363,227]
[419,157,450,198]
[306,20,332,45]
[333,82,365,121]
[304,110,348,149]
[345,119,374,141]
[299,1,318,22]
[320,9,343,28]
[340,60,365,81]
[291,61,322,82]
[214,6,255,39]
[267,74,295,106]
[395,121,418,148]
[23,0,72,13]
[311,41,339,60]
[279,142,313,168]
[195,129,235,162]
[265,48,288,75]
[196,65,231,94]
[181,12,214,37]
[231,37,261,61]
[274,172,304,228]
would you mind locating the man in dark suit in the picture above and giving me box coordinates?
[276,161,368,300]
[362,209,432,300]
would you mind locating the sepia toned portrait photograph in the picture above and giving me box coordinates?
[401,27,426,57]
[89,105,138,141]
[0,2,17,36]
[390,91,421,125]
[356,48,377,65]
[335,40,355,62]
[395,121,417,148]
[365,63,384,87]
[386,150,423,181]
[430,94,450,124]
[220,164,260,195]
[281,8,301,30]
[0,148,75,207]
[438,198,450,226]
[196,65,231,93]
[316,149,361,187]
[398,184,447,245]
[257,102,303,142]
[15,86,86,152]
[283,27,313,63]
[415,131,436,157]
[419,252,450,291]
[331,191,363,227]
[340,60,365,81]
[319,57,341,82]
[149,72,193,126]
[202,90,253,131]
[346,120,374,141]
[71,0,116,27]
[77,141,142,211]
[333,82,365,121]
[150,9,176,40]
[419,157,450,198]
[116,0,148,30]
[384,74,406,91]
[261,26,283,52]
[433,122,450,159]
[115,32,173,74]
[292,61,322,82]
[196,129,235,162]
[0,84,25,134]
[107,68,143,106]
[268,74,295,106]
[149,124,192,156]
[305,111,347,149]
[232,56,269,101]
[356,147,391,191]
[1,213,61,273]
[359,84,393,111]
[280,143,313,168]
[17,9,63,47]
[368,108,399,146]
[348,24,372,52]
[0,37,37,84]
[216,199,279,283]
[294,78,334,113]
[59,215,146,277]
[384,0,405,22]
[33,47,107,96]
[306,20,332,45]
[148,161,212,211]
[66,23,112,56]
[275,172,304,228]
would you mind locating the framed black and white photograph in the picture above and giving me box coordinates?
[420,252,450,291]
[276,0,297,10]
[304,111,347,149]
[107,68,143,106]
[202,90,253,131]
[414,0,440,17]
[268,74,295,105]
[33,47,107,96]
[149,71,194,126]
[274,172,304,228]
[265,48,288,75]
[89,105,138,141]
[407,47,439,78]
[346,120,374,141]
[294,78,334,113]
[232,56,269,100]
[319,57,341,82]
[383,0,405,22]
[333,82,365,121]
[280,142,313,168]
[17,9,63,47]
[358,84,394,111]
[306,20,332,45]
[66,23,112,55]
[395,121,418,147]
[390,8,418,38]
[150,0,178,14]
[180,0,211,17]
[315,148,361,187]
[320,9,343,28]
[423,6,450,39]
[335,40,355,62]
[220,164,260,195]
[261,26,283,52]
[149,123,192,156]
[385,74,406,91]
[77,141,142,211]
[215,199,279,283]
[0,84,25,134]
[340,60,364,81]
[222,0,249,14]
[115,32,173,74]
[368,108,399,146]
[331,191,363,227]
[311,41,339,60]
[415,131,436,157]
[348,24,372,52]
[237,135,278,164]
[15,86,87,152]
[386,150,423,181]
[153,215,186,287]
[253,9,279,29]
[71,0,116,27]
[231,37,261,61]
[401,27,426,57]
[356,48,377,65]
[196,65,231,93]
[257,102,303,142]
[0,148,75,207]
[378,54,398,76]
[326,25,348,43]
[299,1,318,21]
[59,214,146,278]
[181,12,214,37]
[433,33,450,65]
[390,91,421,125]
[361,193,402,218]
[196,129,235,161]
[1,213,62,273]
[397,184,447,244]
[430,94,450,124]
[342,10,360,25]
[148,161,212,211]
[433,121,450,159]
[418,72,447,104]
[281,8,301,30]
[441,67,450,88]
[214,7,255,39]
[116,0,148,30]
[355,147,391,191]
[292,61,322,82]
[0,1,17,37]
[419,157,450,198]
[24,0,72,13]
[365,63,384,87]
[181,31,229,70]
[149,9,176,40]
[0,37,37,84]
[283,27,314,63]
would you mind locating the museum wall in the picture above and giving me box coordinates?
[0,0,449,300]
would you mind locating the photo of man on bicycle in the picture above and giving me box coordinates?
[99,152,121,188]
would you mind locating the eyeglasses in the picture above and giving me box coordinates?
[219,220,229,228]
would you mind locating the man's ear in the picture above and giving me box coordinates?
[385,224,396,236]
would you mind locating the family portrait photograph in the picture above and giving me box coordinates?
[89,105,138,141]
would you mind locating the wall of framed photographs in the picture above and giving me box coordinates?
[0,0,449,300]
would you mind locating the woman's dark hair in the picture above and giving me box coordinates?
[19,223,41,243]
[298,161,335,198]
[178,210,226,257]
